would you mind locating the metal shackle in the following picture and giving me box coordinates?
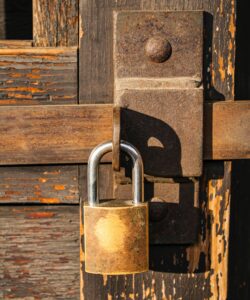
[88,140,144,206]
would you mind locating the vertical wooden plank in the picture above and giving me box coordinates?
[79,0,235,299]
[33,0,79,47]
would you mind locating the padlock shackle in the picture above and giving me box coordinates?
[88,140,144,206]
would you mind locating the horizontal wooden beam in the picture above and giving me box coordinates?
[0,105,113,165]
[0,101,249,165]
[204,101,250,160]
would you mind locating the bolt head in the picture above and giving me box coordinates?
[145,35,172,63]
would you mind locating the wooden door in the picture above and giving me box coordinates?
[0,1,249,300]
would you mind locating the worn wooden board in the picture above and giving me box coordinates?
[0,205,80,299]
[0,48,78,105]
[204,101,250,160]
[0,165,79,204]
[0,40,33,48]
[0,104,113,165]
[0,102,248,165]
[33,0,79,47]
[0,0,80,204]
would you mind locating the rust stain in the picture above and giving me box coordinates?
[54,184,66,191]
[39,197,60,204]
[26,73,41,79]
[0,196,11,201]
[5,190,21,195]
[208,176,230,300]
[13,258,32,265]
[10,73,22,78]
[218,55,226,81]
[43,170,60,175]
[0,87,43,93]
[229,6,236,40]
[27,212,55,219]
[39,178,47,183]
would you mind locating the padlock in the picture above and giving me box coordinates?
[84,140,149,275]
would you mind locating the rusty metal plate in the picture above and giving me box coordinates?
[114,11,204,177]
[114,11,203,81]
[118,89,203,177]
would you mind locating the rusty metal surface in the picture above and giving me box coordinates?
[117,89,203,177]
[114,11,203,80]
[84,200,149,275]
[114,11,204,177]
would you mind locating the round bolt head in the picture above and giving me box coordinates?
[145,35,172,63]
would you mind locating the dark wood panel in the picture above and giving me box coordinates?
[0,205,80,299]
[0,0,32,40]
[0,104,113,165]
[0,165,79,204]
[0,48,78,105]
[33,0,79,47]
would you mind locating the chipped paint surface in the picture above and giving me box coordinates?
[209,163,231,300]
[0,206,80,298]
[0,165,79,204]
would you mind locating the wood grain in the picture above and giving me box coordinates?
[0,40,33,48]
[204,101,250,159]
[33,0,79,47]
[0,102,248,165]
[0,205,80,299]
[0,48,78,105]
[0,104,113,165]
[0,165,79,204]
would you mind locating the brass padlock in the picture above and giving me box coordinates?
[84,140,149,275]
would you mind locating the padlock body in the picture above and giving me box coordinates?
[84,199,149,275]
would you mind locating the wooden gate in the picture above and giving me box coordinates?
[0,1,249,299]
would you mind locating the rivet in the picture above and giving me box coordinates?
[145,35,172,63]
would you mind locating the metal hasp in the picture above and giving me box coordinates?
[84,140,149,275]
[114,11,204,177]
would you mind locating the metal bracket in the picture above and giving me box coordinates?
[114,11,204,177]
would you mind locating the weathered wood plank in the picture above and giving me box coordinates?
[0,104,113,165]
[33,0,79,47]
[79,0,236,299]
[0,40,33,48]
[0,205,80,299]
[0,102,248,165]
[204,101,250,160]
[0,165,79,204]
[0,48,78,105]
